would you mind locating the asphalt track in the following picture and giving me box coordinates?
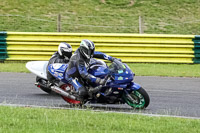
[0,72,200,118]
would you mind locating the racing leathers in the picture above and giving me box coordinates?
[64,48,117,100]
[46,52,70,84]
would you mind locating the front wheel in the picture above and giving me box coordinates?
[123,87,150,109]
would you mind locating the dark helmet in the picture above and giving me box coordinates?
[79,39,95,59]
[58,42,72,58]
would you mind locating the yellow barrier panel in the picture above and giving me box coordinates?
[6,32,195,63]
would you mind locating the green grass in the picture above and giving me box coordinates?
[127,63,200,77]
[0,106,199,133]
[1,62,200,77]
[0,62,29,73]
[0,0,200,34]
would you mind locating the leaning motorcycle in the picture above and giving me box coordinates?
[26,59,150,109]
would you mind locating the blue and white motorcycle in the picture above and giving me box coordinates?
[26,59,150,109]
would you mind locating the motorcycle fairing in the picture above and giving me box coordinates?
[26,61,48,79]
[48,63,68,80]
[128,82,141,91]
[107,82,128,88]
[111,64,134,84]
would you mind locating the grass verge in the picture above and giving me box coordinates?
[127,63,200,77]
[1,62,200,77]
[0,62,29,73]
[0,106,199,133]
[0,0,200,34]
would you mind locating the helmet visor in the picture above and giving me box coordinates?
[61,48,72,58]
[63,51,72,58]
[88,49,94,58]
[81,47,94,58]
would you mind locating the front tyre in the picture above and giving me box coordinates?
[123,87,150,109]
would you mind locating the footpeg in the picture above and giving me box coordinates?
[88,85,102,94]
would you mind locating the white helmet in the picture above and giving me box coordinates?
[58,42,72,58]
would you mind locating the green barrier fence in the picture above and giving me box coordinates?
[0,32,200,63]
[0,32,8,61]
[193,35,200,63]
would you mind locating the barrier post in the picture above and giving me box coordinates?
[139,16,144,34]
[57,14,61,32]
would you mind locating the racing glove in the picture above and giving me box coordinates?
[95,77,107,85]
[110,57,121,62]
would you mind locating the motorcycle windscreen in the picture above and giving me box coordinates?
[109,61,134,84]
[48,63,68,80]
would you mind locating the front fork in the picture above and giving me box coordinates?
[123,82,141,101]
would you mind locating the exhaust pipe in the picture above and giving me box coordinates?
[50,86,77,100]
[35,82,48,89]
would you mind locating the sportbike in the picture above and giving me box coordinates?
[26,59,150,109]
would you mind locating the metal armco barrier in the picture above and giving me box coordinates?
[0,32,200,63]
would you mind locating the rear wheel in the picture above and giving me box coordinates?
[60,84,81,105]
[123,87,150,109]
[36,76,52,94]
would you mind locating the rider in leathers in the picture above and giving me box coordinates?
[65,39,121,101]
[47,42,72,85]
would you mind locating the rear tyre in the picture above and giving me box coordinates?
[123,87,150,109]
[60,84,81,105]
[36,76,52,94]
